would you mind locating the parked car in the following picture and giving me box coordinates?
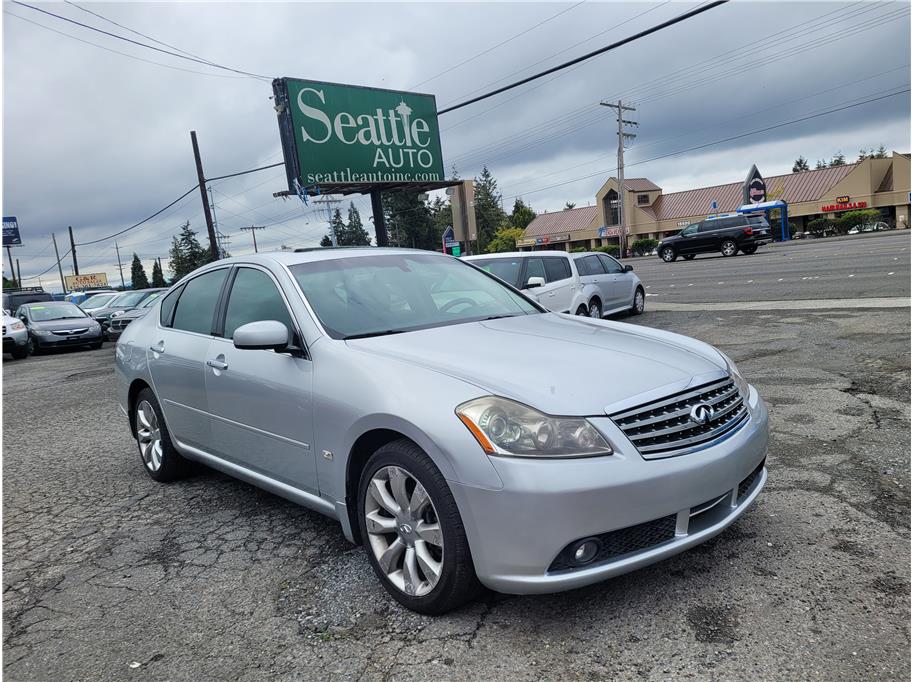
[15,301,103,353]
[658,214,772,262]
[3,310,31,359]
[115,249,768,614]
[66,289,117,306]
[79,291,121,313]
[91,288,166,338]
[2,287,53,312]
[465,251,645,318]
[106,291,164,341]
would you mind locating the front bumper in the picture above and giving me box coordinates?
[3,329,28,351]
[450,385,769,594]
[33,330,103,348]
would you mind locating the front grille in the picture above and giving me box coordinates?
[110,318,132,330]
[1,326,5,334]
[610,376,748,458]
[51,328,88,336]
[738,459,765,501]
[548,514,677,572]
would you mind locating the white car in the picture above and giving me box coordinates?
[466,251,645,318]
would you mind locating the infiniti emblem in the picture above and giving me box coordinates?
[398,523,413,535]
[689,403,715,426]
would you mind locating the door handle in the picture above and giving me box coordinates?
[150,341,165,354]
[206,358,228,371]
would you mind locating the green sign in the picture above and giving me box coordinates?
[273,78,444,190]
[451,245,461,257]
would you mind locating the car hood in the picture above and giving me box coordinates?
[91,306,132,318]
[345,313,726,415]
[118,309,150,320]
[30,318,96,332]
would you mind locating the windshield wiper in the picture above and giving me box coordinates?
[480,314,522,321]
[344,329,407,340]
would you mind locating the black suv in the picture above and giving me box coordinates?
[658,215,772,262]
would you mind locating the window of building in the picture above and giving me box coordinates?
[637,194,649,205]
[603,189,619,226]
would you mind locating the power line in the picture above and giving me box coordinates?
[76,185,200,246]
[10,1,273,80]
[409,1,587,89]
[436,0,729,115]
[206,162,285,183]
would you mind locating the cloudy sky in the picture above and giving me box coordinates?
[3,0,910,290]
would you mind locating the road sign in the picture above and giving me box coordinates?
[451,245,461,257]
[64,273,109,290]
[274,78,445,191]
[3,217,22,246]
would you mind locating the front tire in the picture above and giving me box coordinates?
[721,239,738,257]
[575,305,588,316]
[741,244,757,254]
[358,439,482,615]
[10,342,30,360]
[133,388,189,482]
[631,287,645,315]
[660,246,677,262]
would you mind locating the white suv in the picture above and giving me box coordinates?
[465,251,645,318]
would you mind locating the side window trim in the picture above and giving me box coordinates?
[159,283,185,328]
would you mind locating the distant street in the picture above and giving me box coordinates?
[629,231,911,304]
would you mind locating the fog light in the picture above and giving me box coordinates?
[572,539,600,565]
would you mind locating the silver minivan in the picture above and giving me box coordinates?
[466,251,645,318]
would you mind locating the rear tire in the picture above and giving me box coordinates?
[132,388,189,483]
[683,254,696,260]
[588,299,602,319]
[721,239,738,257]
[357,438,483,615]
[660,246,677,262]
[741,245,757,255]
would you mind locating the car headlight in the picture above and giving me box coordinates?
[34,329,53,336]
[110,310,125,318]
[10,321,25,331]
[456,396,613,458]
[718,350,749,400]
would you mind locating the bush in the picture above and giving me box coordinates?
[631,238,659,256]
[834,209,880,234]
[570,246,587,253]
[594,244,620,255]
[807,218,832,238]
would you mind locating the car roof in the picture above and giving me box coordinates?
[202,247,451,268]
[464,251,568,260]
[20,300,75,307]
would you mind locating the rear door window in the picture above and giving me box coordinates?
[171,269,228,335]
[543,257,571,283]
[578,255,605,276]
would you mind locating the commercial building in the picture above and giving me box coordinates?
[518,152,910,250]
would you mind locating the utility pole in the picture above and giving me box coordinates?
[216,231,231,258]
[5,246,14,286]
[190,131,219,261]
[600,100,637,258]
[16,259,22,288]
[240,226,266,253]
[314,196,342,247]
[52,233,67,294]
[115,241,126,289]
[68,225,79,275]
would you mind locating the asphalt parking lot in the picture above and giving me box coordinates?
[4,234,910,680]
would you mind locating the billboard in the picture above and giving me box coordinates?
[273,78,445,191]
[3,217,22,246]
[64,273,109,290]
[743,165,767,204]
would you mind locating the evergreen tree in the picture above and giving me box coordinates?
[509,198,536,230]
[563,202,576,210]
[875,144,887,159]
[343,203,371,246]
[815,159,827,169]
[130,253,149,290]
[429,196,452,242]
[151,259,166,287]
[829,152,846,167]
[472,166,507,252]
[383,190,435,250]
[792,156,810,173]
[319,235,333,247]
[168,221,210,281]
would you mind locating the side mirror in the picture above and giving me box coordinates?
[624,264,633,272]
[524,276,546,289]
[233,320,290,352]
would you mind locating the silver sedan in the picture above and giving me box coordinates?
[115,248,768,614]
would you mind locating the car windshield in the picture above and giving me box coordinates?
[290,253,542,339]
[27,303,87,321]
[110,291,149,308]
[81,293,117,309]
[140,292,162,308]
[466,257,523,288]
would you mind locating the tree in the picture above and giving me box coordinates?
[815,159,827,169]
[792,156,810,173]
[509,198,536,230]
[383,190,436,250]
[319,234,333,247]
[631,238,659,256]
[151,259,166,287]
[485,225,525,253]
[341,203,371,246]
[834,208,880,234]
[130,253,149,289]
[563,202,576,210]
[829,152,846,167]
[472,166,507,251]
[168,221,211,281]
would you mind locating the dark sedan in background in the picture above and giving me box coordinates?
[90,288,165,338]
[14,302,103,353]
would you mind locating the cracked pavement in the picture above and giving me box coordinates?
[3,301,909,680]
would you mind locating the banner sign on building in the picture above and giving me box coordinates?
[821,200,867,212]
[273,78,445,192]
[743,165,766,204]
[3,217,22,246]
[64,273,109,290]
[598,226,620,237]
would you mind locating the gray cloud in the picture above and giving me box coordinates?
[3,1,909,289]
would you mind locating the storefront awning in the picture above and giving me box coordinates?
[736,200,787,213]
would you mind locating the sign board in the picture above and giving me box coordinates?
[676,220,691,227]
[273,78,445,190]
[444,240,459,248]
[836,195,850,203]
[711,200,718,210]
[821,201,867,212]
[3,217,22,246]
[451,245,461,257]
[64,273,109,290]
[742,165,766,204]
[517,237,537,247]
[598,226,620,238]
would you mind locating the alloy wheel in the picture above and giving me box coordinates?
[634,289,645,313]
[364,465,444,597]
[661,248,675,262]
[721,241,737,256]
[136,400,163,472]
[589,301,601,318]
